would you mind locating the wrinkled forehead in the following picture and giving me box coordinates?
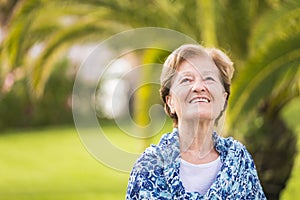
[176,55,221,76]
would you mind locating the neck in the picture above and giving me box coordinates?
[178,120,214,154]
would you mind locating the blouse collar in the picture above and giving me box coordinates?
[162,128,227,198]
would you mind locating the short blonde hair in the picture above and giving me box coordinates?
[159,44,234,127]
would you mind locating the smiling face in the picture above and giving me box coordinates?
[166,55,227,125]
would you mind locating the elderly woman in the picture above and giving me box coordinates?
[126,44,266,199]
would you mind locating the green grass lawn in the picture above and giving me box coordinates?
[0,122,170,200]
[0,125,132,200]
[0,111,299,200]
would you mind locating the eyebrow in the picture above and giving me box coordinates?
[178,70,216,76]
[177,71,193,76]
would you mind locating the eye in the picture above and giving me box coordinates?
[180,77,193,84]
[204,76,215,82]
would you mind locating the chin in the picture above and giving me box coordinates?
[189,113,213,122]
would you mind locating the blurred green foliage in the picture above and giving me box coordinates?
[0,0,299,199]
[0,58,73,130]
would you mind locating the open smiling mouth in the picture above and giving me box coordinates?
[189,97,211,103]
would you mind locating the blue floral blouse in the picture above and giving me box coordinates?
[126,128,266,199]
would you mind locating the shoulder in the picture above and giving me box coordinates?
[213,134,266,198]
[215,134,254,163]
[133,130,179,171]
[215,133,245,150]
[126,131,178,199]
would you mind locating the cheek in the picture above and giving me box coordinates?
[207,84,220,95]
[169,88,189,113]
[172,85,190,100]
[208,85,226,107]
[172,93,184,110]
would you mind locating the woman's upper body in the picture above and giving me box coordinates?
[126,44,266,199]
[126,128,266,199]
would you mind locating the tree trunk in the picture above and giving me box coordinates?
[245,112,297,200]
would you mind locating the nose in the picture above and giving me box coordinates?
[192,79,207,93]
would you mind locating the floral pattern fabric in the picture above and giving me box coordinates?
[126,128,266,199]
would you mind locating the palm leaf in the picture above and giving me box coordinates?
[228,0,300,125]
[28,20,126,97]
[249,0,300,56]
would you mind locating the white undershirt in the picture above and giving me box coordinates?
[179,156,222,195]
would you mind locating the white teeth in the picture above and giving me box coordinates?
[191,97,209,103]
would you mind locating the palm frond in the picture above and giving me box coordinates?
[249,0,300,56]
[228,0,300,125]
[28,19,125,97]
[229,34,300,125]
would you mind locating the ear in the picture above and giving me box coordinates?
[223,92,228,100]
[166,95,175,114]
[222,92,228,108]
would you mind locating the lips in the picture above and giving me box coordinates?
[189,96,211,103]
